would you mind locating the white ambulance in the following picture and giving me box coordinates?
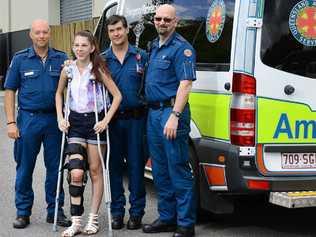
[95,0,316,213]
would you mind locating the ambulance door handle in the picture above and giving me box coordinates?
[224,82,231,91]
[284,85,295,95]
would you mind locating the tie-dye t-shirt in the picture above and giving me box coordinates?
[68,61,104,113]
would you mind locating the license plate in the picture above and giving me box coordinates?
[281,153,316,169]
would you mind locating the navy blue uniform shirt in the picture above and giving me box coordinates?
[145,32,196,103]
[102,44,147,110]
[4,46,67,111]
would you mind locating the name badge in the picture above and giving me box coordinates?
[24,71,34,76]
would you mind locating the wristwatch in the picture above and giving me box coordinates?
[171,110,181,118]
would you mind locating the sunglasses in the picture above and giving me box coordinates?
[154,17,175,23]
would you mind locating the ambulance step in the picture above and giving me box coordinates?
[269,191,316,208]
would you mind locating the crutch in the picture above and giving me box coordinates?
[53,66,72,232]
[102,84,112,235]
[91,77,113,236]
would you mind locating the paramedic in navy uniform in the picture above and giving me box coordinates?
[102,15,148,230]
[4,19,70,229]
[142,4,196,237]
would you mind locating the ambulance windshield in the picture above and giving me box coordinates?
[123,0,156,24]
[95,0,236,71]
[123,0,235,71]
[261,0,316,79]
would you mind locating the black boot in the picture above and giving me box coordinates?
[112,216,124,230]
[46,213,71,227]
[142,218,176,233]
[173,226,195,237]
[127,216,142,230]
[13,216,30,229]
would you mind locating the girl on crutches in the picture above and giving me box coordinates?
[55,30,121,237]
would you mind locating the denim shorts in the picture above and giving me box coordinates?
[67,110,106,145]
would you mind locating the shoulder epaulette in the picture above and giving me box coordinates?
[52,48,66,55]
[101,49,111,58]
[175,34,187,43]
[14,48,28,56]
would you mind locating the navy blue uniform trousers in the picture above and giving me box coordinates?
[147,106,196,227]
[14,110,64,217]
[109,117,147,218]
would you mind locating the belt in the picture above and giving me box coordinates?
[148,97,176,110]
[20,108,56,114]
[113,107,147,120]
[70,110,104,117]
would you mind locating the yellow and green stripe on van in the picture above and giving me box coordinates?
[257,98,316,143]
[189,93,316,144]
[189,92,230,141]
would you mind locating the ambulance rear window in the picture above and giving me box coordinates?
[261,1,316,79]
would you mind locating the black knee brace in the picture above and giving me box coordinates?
[71,204,84,216]
[67,158,88,171]
[69,184,85,197]
[64,143,89,216]
[69,185,85,216]
[64,143,88,184]
[66,158,88,184]
[64,143,88,160]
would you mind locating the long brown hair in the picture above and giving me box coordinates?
[74,30,109,82]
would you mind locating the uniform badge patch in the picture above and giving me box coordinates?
[206,0,226,43]
[24,71,34,76]
[184,49,192,57]
[289,0,316,47]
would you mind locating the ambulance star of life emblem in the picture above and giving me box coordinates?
[206,0,226,43]
[289,0,316,47]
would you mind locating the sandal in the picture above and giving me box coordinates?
[83,213,99,235]
[61,216,82,237]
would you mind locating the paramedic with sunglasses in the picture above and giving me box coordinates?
[142,4,196,237]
